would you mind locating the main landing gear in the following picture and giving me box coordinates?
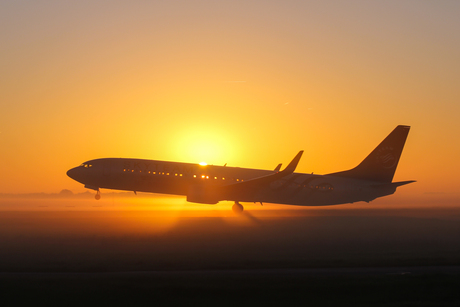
[95,189,101,200]
[232,201,244,214]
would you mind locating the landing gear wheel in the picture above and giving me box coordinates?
[232,202,244,214]
[95,190,101,200]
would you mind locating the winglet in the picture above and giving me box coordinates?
[280,151,303,174]
[274,163,282,171]
[218,150,304,201]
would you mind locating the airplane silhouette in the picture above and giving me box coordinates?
[67,125,414,213]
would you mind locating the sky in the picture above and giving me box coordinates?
[1,0,460,198]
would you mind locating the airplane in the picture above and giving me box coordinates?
[67,125,415,213]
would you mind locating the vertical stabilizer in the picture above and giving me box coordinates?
[329,125,410,183]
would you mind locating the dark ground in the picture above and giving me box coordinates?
[1,199,460,306]
[2,268,460,306]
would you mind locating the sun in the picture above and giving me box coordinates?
[172,128,237,164]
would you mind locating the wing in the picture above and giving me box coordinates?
[220,151,303,201]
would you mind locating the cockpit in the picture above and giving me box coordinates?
[67,160,101,182]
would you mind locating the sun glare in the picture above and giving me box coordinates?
[172,127,237,164]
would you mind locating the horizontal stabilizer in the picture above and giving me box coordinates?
[371,180,416,188]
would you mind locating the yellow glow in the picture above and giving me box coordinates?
[171,127,237,166]
[2,1,460,200]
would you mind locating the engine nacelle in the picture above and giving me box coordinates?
[186,185,220,204]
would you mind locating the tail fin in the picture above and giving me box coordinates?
[329,125,410,183]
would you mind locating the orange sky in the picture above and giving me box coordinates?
[1,1,460,201]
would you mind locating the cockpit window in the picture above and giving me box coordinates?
[80,163,93,168]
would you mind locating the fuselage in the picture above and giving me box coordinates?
[67,158,397,206]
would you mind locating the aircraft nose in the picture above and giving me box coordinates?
[66,167,79,180]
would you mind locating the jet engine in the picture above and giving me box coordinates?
[186,184,220,204]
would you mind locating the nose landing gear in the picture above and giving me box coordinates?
[232,201,244,214]
[95,189,101,200]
